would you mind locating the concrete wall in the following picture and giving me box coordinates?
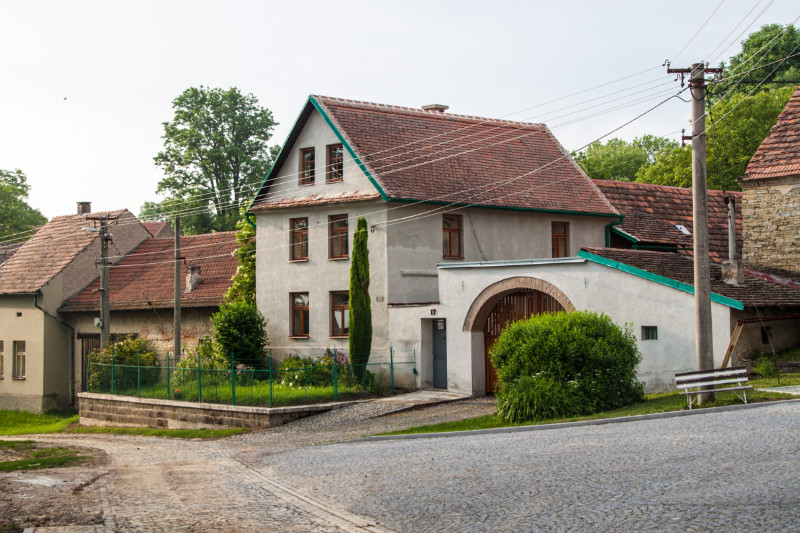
[741,175,800,278]
[256,202,389,362]
[385,203,610,304]
[730,308,800,366]
[0,295,46,411]
[435,259,734,395]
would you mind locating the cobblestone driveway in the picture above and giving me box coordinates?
[9,399,800,532]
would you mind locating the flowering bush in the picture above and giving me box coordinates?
[87,336,158,392]
[276,349,353,388]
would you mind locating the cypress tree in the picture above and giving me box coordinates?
[349,216,372,381]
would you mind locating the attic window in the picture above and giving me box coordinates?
[327,144,344,183]
[300,148,315,185]
[675,224,691,236]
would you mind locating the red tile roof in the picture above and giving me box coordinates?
[743,85,800,181]
[0,210,129,294]
[143,221,173,238]
[593,180,742,263]
[255,96,619,217]
[0,242,22,265]
[251,191,381,211]
[60,232,237,312]
[581,247,800,308]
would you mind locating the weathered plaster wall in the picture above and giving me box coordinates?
[436,260,734,395]
[741,175,800,277]
[385,203,610,304]
[730,308,800,365]
[0,295,46,411]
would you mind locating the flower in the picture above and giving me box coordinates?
[175,389,180,394]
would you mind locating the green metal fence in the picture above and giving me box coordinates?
[86,349,417,408]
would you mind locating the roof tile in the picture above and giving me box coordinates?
[743,85,800,181]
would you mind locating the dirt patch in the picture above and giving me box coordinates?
[0,442,108,530]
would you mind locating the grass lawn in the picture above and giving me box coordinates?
[377,373,800,436]
[0,440,85,472]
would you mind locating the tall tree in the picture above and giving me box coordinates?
[715,24,800,98]
[349,217,372,381]
[635,87,794,190]
[0,169,47,241]
[575,135,677,181]
[153,86,277,233]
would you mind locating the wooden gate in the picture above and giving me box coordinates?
[483,289,564,393]
[79,334,101,392]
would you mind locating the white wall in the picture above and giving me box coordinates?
[436,259,734,394]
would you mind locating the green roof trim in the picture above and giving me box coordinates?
[577,250,744,310]
[387,198,621,218]
[309,96,389,201]
[610,226,638,243]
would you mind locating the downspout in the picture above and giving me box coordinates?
[605,216,624,248]
[34,292,76,407]
[244,212,257,229]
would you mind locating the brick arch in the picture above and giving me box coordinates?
[462,276,573,332]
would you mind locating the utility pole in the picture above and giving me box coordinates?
[99,216,111,350]
[173,216,181,363]
[668,62,722,404]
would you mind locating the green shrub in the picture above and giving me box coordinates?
[755,355,777,378]
[277,355,331,388]
[496,374,590,422]
[87,336,159,393]
[211,300,269,368]
[490,311,644,422]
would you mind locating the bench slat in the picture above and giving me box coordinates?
[677,377,749,389]
[675,368,747,381]
[679,385,752,396]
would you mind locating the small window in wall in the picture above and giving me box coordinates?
[300,148,315,185]
[641,326,658,341]
[329,215,349,258]
[552,222,569,258]
[0,340,4,378]
[331,291,349,337]
[327,144,344,183]
[12,340,25,379]
[291,293,310,337]
[761,326,772,345]
[443,214,462,258]
[290,218,309,260]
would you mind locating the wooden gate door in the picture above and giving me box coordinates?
[483,289,563,394]
[79,334,101,392]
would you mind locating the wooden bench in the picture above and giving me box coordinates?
[675,366,753,410]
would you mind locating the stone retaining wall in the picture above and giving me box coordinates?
[78,392,342,430]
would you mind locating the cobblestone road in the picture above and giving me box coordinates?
[254,402,800,532]
[10,399,800,532]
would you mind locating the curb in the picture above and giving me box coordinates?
[354,396,800,443]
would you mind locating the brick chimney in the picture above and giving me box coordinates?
[421,104,449,113]
[77,202,92,215]
[184,265,202,293]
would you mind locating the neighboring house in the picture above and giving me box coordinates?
[740,85,800,280]
[248,95,619,373]
[143,221,175,239]
[593,180,742,262]
[60,231,237,392]
[0,205,150,412]
[0,242,22,266]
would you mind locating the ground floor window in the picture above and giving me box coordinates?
[291,292,310,337]
[12,340,25,379]
[330,291,349,337]
[0,340,4,378]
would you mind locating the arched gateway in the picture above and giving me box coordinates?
[462,277,572,393]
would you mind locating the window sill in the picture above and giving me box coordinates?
[289,259,309,263]
[299,182,315,187]
[326,179,344,184]
[328,257,349,261]
[442,256,464,260]
[12,377,25,381]
[329,335,348,339]
[288,336,310,340]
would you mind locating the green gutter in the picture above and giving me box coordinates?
[605,217,626,247]
[244,212,257,229]
[309,95,389,201]
[577,250,744,310]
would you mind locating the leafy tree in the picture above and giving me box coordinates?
[211,300,268,368]
[349,217,372,380]
[575,135,677,181]
[224,212,256,304]
[153,86,278,233]
[636,87,794,190]
[0,169,47,241]
[716,24,800,98]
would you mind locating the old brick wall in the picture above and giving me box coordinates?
[741,175,800,278]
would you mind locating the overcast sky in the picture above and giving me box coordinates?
[1,0,797,219]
